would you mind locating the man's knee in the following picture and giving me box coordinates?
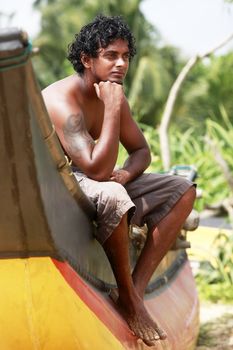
[182,185,196,207]
[186,185,196,200]
[99,181,127,204]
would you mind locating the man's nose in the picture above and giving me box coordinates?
[116,56,125,66]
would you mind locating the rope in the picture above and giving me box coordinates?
[42,125,73,176]
[0,42,32,72]
[58,156,73,176]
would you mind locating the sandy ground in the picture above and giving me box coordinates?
[196,303,233,349]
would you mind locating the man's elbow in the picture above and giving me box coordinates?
[85,167,112,182]
[89,173,110,182]
[72,158,112,182]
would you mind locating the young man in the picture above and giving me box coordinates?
[42,14,196,346]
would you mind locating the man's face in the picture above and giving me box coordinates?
[90,39,130,84]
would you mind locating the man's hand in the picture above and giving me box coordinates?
[94,81,124,110]
[110,169,131,185]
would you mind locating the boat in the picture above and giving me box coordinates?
[0,28,199,349]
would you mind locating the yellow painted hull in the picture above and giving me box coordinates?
[0,258,124,350]
[0,257,199,350]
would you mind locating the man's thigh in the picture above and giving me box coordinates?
[74,172,135,244]
[125,173,194,229]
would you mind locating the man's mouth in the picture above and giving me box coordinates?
[111,71,125,78]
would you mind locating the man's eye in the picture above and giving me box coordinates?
[106,53,116,59]
[123,54,130,61]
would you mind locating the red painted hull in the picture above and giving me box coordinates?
[53,259,199,349]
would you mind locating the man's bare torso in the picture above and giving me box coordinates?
[43,60,150,183]
[43,74,105,141]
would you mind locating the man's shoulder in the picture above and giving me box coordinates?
[42,75,83,126]
[42,75,77,97]
[43,75,83,110]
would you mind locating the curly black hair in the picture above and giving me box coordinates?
[67,14,136,75]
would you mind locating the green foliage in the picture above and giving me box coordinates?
[117,122,162,171]
[169,128,229,212]
[169,107,233,211]
[195,231,233,303]
[118,111,233,213]
[206,54,233,124]
[175,53,233,132]
[129,46,183,125]
[140,123,163,172]
[206,106,233,174]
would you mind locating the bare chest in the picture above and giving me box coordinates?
[82,103,104,141]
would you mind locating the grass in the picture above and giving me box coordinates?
[188,225,233,303]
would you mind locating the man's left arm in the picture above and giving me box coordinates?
[110,99,151,185]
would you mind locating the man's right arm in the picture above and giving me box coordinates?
[43,81,123,181]
[61,109,120,180]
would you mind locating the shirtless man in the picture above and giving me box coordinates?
[42,14,196,347]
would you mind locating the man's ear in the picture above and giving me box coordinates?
[81,53,92,68]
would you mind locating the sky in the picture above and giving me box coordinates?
[1,0,233,57]
[141,0,233,56]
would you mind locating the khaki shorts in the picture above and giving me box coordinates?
[74,172,194,245]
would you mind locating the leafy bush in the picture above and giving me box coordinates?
[118,118,232,212]
[195,231,233,303]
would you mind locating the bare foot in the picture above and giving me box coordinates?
[110,289,167,346]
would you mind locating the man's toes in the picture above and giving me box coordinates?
[142,338,156,347]
[155,327,167,340]
[141,331,160,347]
[132,322,160,346]
[136,327,145,340]
[146,327,159,341]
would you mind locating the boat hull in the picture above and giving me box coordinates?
[0,256,199,350]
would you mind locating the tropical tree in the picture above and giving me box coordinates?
[179,52,233,129]
[129,45,183,125]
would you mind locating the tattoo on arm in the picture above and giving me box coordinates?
[63,113,95,157]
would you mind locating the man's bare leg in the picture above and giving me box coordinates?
[132,186,196,298]
[103,214,165,346]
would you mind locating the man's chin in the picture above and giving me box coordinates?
[98,78,124,85]
[108,78,124,85]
